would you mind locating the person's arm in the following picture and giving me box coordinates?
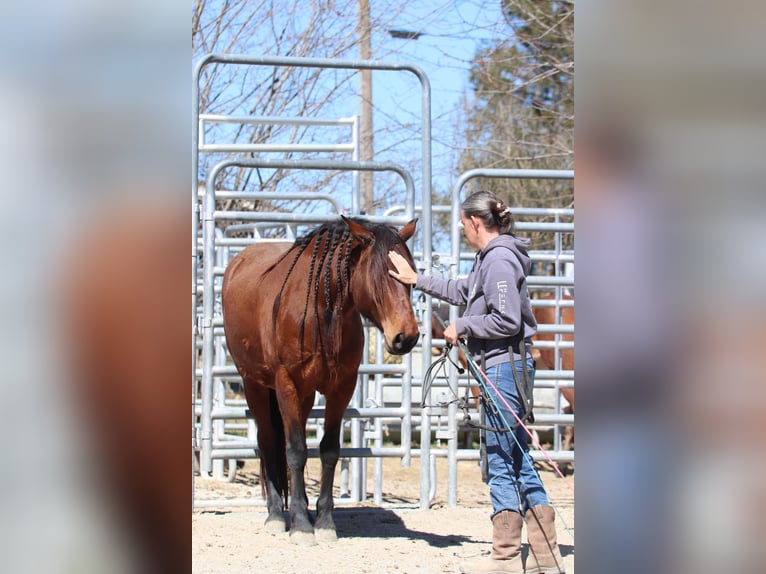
[455,255,523,340]
[388,251,469,305]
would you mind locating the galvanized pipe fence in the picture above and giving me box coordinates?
[193,54,573,512]
[193,54,433,509]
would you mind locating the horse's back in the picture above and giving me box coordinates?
[223,241,293,302]
[223,241,292,287]
[222,241,294,382]
[532,294,574,413]
[532,294,574,372]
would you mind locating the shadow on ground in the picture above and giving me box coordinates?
[197,507,571,557]
[331,507,473,548]
[197,507,470,548]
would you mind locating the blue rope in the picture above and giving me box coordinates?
[456,338,575,541]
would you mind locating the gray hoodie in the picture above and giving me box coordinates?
[416,234,537,368]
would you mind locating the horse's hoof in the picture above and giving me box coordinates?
[314,528,337,543]
[263,517,287,533]
[289,530,317,546]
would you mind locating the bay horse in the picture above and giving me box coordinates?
[222,216,419,544]
[532,293,575,455]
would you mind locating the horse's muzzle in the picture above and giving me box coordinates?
[389,331,419,355]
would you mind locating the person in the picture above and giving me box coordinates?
[388,190,564,574]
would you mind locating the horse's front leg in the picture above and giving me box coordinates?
[315,383,356,542]
[275,373,314,545]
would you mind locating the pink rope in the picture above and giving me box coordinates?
[473,358,575,496]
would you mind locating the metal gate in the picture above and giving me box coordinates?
[193,54,434,508]
[193,54,574,511]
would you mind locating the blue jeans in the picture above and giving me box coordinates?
[482,359,549,517]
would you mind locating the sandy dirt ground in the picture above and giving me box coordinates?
[193,456,574,573]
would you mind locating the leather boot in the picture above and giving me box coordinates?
[525,505,565,574]
[459,510,524,574]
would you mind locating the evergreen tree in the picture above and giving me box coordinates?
[459,0,573,244]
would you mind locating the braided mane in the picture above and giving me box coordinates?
[268,220,353,360]
[268,218,413,362]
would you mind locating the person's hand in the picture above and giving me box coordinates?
[388,251,417,285]
[443,323,459,346]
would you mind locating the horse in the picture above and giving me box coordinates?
[532,293,575,455]
[222,216,420,545]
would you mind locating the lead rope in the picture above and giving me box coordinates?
[510,341,535,425]
[429,313,508,433]
[420,345,509,434]
[456,336,575,542]
[456,336,574,492]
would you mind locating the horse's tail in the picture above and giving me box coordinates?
[262,388,289,508]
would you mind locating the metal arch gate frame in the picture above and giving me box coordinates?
[192,54,436,508]
[434,168,575,508]
[198,157,416,480]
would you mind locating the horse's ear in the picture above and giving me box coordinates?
[398,218,418,242]
[341,215,374,244]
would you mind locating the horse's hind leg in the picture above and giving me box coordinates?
[314,384,355,542]
[244,381,287,532]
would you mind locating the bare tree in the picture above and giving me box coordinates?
[454,0,574,254]
[193,0,412,226]
[194,1,572,235]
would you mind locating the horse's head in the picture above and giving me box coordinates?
[343,216,420,355]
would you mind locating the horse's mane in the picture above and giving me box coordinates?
[268,220,354,361]
[359,221,413,311]
[267,218,411,362]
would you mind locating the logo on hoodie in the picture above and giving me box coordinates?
[497,280,508,313]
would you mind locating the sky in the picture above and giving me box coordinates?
[370,1,507,197]
[194,0,510,213]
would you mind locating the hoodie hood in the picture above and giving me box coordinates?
[482,234,532,275]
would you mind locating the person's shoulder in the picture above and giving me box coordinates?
[483,240,519,264]
[479,250,517,279]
